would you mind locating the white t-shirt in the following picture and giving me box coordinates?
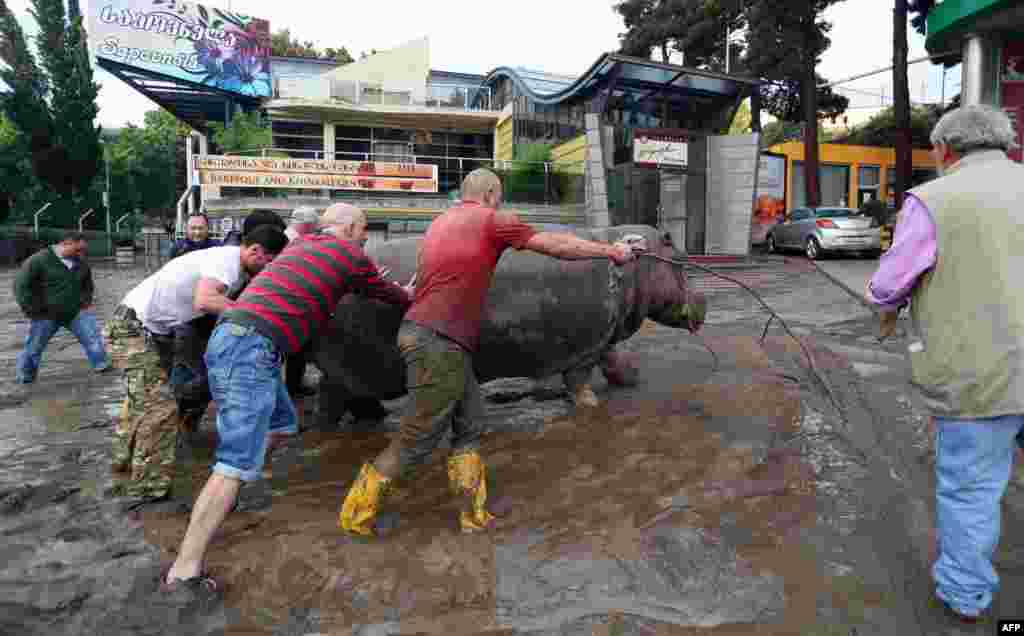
[123,246,242,335]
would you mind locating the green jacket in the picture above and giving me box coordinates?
[14,247,95,326]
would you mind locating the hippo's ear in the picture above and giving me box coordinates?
[661,233,674,247]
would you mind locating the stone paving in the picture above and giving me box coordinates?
[0,257,1019,635]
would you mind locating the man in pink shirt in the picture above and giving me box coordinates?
[865,105,1024,624]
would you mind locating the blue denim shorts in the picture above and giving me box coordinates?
[205,322,297,482]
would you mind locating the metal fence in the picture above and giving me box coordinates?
[0,225,139,265]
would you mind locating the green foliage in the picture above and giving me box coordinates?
[761,119,831,148]
[742,1,849,124]
[502,143,552,203]
[729,100,752,134]
[836,104,943,149]
[107,109,184,218]
[615,0,746,72]
[908,0,934,36]
[270,28,354,64]
[0,0,102,225]
[208,108,272,154]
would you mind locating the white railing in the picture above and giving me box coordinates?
[273,78,495,111]
[222,147,584,175]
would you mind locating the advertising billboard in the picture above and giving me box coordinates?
[86,0,272,97]
[750,153,787,246]
[633,129,693,167]
[195,156,440,193]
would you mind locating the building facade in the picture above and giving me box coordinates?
[769,142,936,211]
[925,0,1024,161]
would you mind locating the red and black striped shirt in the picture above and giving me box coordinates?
[223,235,411,354]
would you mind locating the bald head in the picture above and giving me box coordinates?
[321,203,369,246]
[461,168,503,209]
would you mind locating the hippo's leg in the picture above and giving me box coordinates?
[314,380,352,432]
[600,349,640,387]
[347,396,391,423]
[563,363,599,408]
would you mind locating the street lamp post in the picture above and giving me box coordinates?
[101,140,112,256]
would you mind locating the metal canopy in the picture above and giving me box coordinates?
[97,58,261,132]
[481,53,759,109]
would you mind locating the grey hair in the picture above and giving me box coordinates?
[930,104,1019,154]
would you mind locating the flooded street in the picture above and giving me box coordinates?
[1,258,1021,635]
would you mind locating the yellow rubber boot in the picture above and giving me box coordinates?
[447,451,496,533]
[338,463,391,537]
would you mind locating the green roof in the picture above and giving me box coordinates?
[926,0,1022,54]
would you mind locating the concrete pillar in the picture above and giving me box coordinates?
[323,122,335,159]
[961,34,999,106]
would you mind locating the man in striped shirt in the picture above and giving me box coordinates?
[162,203,413,594]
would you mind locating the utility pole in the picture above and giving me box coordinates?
[893,0,912,208]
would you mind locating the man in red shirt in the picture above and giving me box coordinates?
[339,168,636,536]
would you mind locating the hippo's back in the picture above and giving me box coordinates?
[314,225,664,399]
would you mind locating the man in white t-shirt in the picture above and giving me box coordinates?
[106,226,288,501]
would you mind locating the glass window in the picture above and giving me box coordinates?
[792,162,851,208]
[859,165,880,188]
[815,208,857,218]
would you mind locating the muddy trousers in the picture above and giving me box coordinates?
[339,321,493,535]
[107,313,181,500]
[394,322,486,469]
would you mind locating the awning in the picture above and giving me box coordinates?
[97,58,261,132]
[481,53,760,110]
[926,0,1024,58]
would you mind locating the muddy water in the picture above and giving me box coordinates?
[131,333,853,635]
[1,259,984,635]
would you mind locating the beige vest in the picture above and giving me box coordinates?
[907,150,1024,418]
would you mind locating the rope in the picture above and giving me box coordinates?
[634,253,850,424]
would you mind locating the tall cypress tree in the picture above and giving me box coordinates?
[0,0,101,225]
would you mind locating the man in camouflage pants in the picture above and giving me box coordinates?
[105,305,180,499]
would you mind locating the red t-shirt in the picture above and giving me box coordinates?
[405,203,538,351]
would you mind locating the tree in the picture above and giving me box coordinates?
[742,0,849,208]
[106,109,189,223]
[893,0,912,208]
[836,105,943,148]
[728,99,752,134]
[908,0,934,36]
[0,0,102,226]
[323,47,354,65]
[208,108,271,154]
[271,28,319,58]
[0,113,32,222]
[615,0,746,72]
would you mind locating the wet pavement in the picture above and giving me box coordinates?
[0,258,1021,635]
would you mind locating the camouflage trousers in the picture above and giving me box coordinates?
[104,306,181,499]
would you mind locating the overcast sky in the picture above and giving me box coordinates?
[5,0,961,128]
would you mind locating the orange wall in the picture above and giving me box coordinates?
[769,141,935,210]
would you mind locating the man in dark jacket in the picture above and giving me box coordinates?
[14,231,110,384]
[220,210,286,247]
[168,213,218,259]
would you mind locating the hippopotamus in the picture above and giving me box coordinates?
[311,224,707,429]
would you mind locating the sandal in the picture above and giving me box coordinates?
[159,565,222,600]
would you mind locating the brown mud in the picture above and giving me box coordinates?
[135,334,890,635]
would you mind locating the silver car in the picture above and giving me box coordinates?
[766,207,881,260]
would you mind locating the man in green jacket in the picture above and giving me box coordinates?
[14,231,110,384]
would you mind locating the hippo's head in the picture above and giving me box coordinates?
[624,231,706,334]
